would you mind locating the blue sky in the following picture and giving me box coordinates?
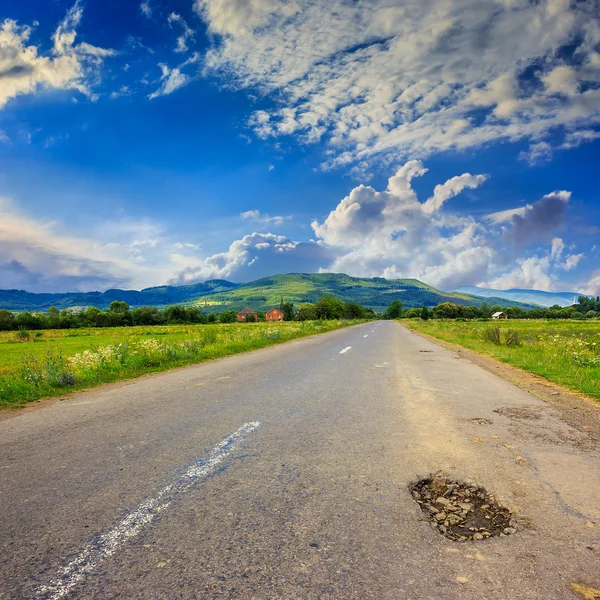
[1,0,599,294]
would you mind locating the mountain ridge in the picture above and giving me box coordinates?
[0,273,536,312]
[451,285,583,308]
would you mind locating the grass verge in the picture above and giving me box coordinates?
[402,319,600,401]
[0,320,363,408]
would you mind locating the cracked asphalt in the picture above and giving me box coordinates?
[1,321,599,599]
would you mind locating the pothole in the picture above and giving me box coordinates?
[494,406,541,420]
[467,418,493,425]
[410,472,516,541]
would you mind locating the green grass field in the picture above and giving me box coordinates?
[0,320,361,408]
[403,319,600,400]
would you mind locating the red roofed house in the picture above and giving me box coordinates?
[266,307,284,322]
[237,306,258,322]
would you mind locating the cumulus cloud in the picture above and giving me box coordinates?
[502,191,570,246]
[309,160,493,289]
[0,2,115,109]
[487,256,554,291]
[166,160,590,291]
[169,232,332,284]
[584,271,600,296]
[196,0,600,170]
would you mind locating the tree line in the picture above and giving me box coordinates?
[383,295,600,321]
[0,296,376,331]
[1,293,598,332]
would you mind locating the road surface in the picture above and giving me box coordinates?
[1,321,599,599]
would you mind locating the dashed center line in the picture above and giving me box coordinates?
[340,346,352,354]
[364,334,368,338]
[34,421,261,600]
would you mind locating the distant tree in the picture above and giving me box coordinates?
[244,313,256,323]
[257,311,266,321]
[420,305,430,320]
[186,307,205,323]
[109,301,130,314]
[479,302,491,318]
[0,309,14,331]
[207,313,217,323]
[163,305,188,324]
[13,312,43,330]
[132,306,164,326]
[432,302,461,319]
[282,302,295,321]
[297,304,317,321]
[219,311,237,323]
[315,296,344,320]
[342,301,366,319]
[404,308,421,318]
[47,306,61,329]
[384,300,403,319]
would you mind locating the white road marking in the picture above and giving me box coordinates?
[364,334,368,338]
[34,421,261,600]
[340,346,352,354]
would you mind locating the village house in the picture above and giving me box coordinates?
[266,307,284,322]
[237,306,258,322]
[492,311,508,320]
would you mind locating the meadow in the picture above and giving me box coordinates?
[404,319,600,400]
[0,320,359,408]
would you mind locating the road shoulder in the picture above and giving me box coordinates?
[398,322,600,444]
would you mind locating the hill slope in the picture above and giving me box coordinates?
[0,273,535,313]
[191,273,534,312]
[0,280,239,311]
[452,285,581,308]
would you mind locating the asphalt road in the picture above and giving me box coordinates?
[1,321,599,599]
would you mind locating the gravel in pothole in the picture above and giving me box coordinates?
[411,472,516,541]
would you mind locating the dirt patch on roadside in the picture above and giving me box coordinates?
[400,324,600,445]
[411,472,515,541]
[493,406,542,420]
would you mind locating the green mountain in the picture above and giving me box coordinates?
[189,273,534,313]
[0,273,535,313]
[0,280,239,311]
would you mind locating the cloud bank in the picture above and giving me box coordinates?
[197,0,600,169]
[0,1,115,109]
[168,160,585,292]
[0,160,593,293]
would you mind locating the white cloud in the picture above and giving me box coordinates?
[240,209,290,226]
[168,13,194,54]
[561,253,584,271]
[485,205,531,225]
[551,237,565,261]
[423,173,489,214]
[0,2,116,109]
[487,256,554,291]
[308,160,494,289]
[149,53,200,99]
[584,271,600,296]
[196,0,600,169]
[140,1,152,18]
[169,232,331,284]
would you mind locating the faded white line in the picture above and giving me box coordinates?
[364,334,368,338]
[340,346,352,354]
[35,421,261,600]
